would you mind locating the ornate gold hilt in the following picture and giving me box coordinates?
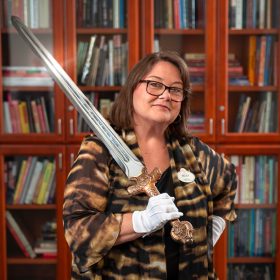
[128,168,193,244]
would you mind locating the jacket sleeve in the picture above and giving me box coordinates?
[63,135,123,273]
[193,138,237,222]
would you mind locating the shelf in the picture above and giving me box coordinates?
[77,28,128,34]
[2,86,54,92]
[228,86,278,92]
[228,257,275,264]
[1,28,53,34]
[229,29,279,35]
[6,204,57,210]
[236,204,277,209]
[155,28,205,35]
[7,257,57,265]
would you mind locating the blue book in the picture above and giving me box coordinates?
[264,36,272,85]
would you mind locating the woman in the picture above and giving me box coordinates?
[63,51,237,279]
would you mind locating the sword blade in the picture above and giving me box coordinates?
[11,16,143,178]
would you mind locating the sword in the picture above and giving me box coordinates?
[11,16,193,244]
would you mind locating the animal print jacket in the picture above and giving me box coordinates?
[63,130,237,279]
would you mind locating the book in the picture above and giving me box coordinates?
[37,161,55,204]
[24,160,44,204]
[19,156,38,203]
[13,158,28,204]
[3,101,12,133]
[6,210,36,258]
[80,35,97,84]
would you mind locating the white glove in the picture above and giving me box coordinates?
[132,193,183,234]
[212,215,226,246]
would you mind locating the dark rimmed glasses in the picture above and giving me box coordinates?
[139,80,189,102]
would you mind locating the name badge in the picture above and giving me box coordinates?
[178,168,195,183]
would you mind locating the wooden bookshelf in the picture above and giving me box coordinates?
[0,0,279,279]
[0,0,67,279]
[0,145,68,280]
[139,1,280,279]
[215,145,280,279]
[141,0,217,143]
[64,0,140,143]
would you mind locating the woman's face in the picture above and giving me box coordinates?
[132,61,182,129]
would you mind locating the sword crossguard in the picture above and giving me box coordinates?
[127,167,161,196]
[127,167,194,244]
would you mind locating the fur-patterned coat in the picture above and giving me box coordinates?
[63,130,237,279]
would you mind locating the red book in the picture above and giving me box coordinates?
[6,210,36,258]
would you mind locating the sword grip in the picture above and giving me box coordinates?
[127,168,194,244]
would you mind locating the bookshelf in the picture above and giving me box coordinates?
[64,0,140,142]
[216,0,280,143]
[0,145,68,280]
[0,0,67,279]
[215,145,280,280]
[0,0,279,279]
[0,0,65,144]
[141,0,217,143]
[139,0,280,279]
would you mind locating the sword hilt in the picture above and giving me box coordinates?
[128,168,193,244]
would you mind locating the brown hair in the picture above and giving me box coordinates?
[109,51,192,139]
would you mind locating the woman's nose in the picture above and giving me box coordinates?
[159,88,172,101]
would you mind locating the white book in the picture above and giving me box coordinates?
[39,0,50,28]
[235,0,243,29]
[264,91,272,133]
[80,35,97,84]
[20,157,38,204]
[3,101,12,133]
[3,77,54,87]
[259,0,265,29]
[24,161,43,204]
[113,0,120,28]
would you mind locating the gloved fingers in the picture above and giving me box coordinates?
[148,193,175,204]
[147,194,177,211]
[161,211,183,222]
[148,203,179,216]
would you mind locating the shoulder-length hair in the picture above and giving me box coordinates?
[109,51,192,139]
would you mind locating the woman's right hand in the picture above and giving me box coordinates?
[132,193,183,234]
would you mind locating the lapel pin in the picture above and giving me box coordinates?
[177,168,195,183]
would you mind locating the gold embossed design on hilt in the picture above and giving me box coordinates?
[170,220,194,244]
[127,167,161,196]
[127,168,194,245]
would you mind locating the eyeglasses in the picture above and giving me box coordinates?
[139,80,189,102]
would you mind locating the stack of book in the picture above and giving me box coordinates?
[34,220,57,258]
[228,54,250,86]
[188,113,205,133]
[184,53,205,85]
[2,66,54,87]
